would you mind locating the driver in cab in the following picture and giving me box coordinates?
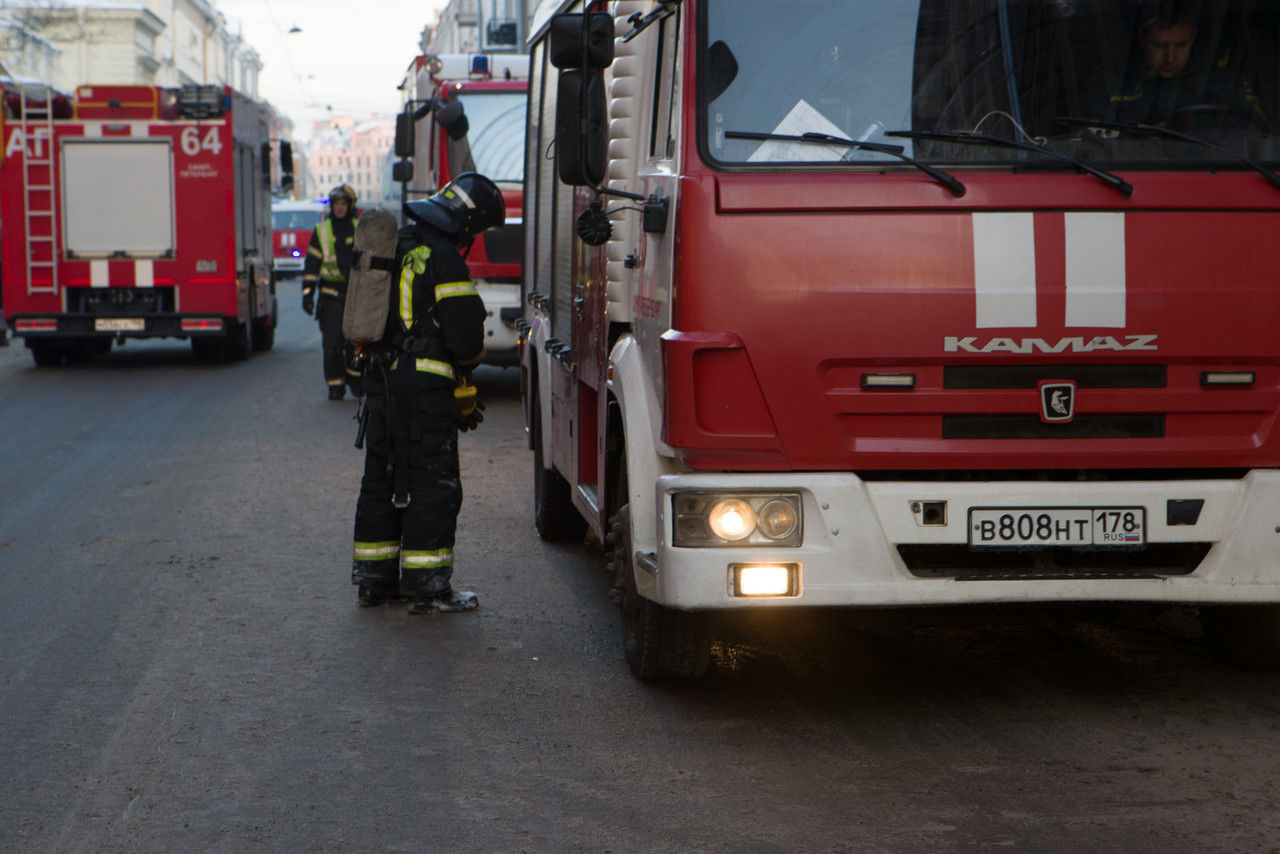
[1102,1,1264,129]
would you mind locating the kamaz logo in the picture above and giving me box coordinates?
[944,335,1159,354]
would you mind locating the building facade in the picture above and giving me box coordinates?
[305,116,397,211]
[0,1,261,97]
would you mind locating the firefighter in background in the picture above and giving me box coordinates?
[350,173,502,612]
[302,184,362,400]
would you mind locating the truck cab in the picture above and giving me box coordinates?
[396,53,528,366]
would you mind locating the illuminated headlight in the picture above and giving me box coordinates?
[731,563,800,597]
[673,492,802,547]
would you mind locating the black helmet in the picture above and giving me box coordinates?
[329,183,357,206]
[403,173,505,240]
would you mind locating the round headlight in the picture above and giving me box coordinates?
[708,498,756,541]
[757,499,799,540]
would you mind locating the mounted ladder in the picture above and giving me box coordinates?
[18,86,58,296]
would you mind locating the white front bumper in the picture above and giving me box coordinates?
[645,471,1280,609]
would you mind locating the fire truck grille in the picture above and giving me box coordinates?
[897,543,1211,579]
[71,287,172,314]
[943,364,1167,389]
[942,414,1165,440]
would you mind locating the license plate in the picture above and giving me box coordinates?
[969,507,1146,548]
[94,318,145,332]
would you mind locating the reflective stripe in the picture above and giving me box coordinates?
[402,548,452,569]
[434,281,476,301]
[320,286,340,298]
[317,217,356,282]
[307,245,324,258]
[415,358,455,379]
[354,541,400,560]
[399,265,415,328]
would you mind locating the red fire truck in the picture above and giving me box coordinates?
[395,53,528,366]
[525,1,1280,677]
[1,83,287,365]
[271,198,326,280]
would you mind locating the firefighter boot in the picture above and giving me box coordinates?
[352,559,400,607]
[407,588,479,614]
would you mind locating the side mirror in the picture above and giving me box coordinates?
[279,141,295,193]
[392,159,414,183]
[435,99,469,141]
[555,70,607,186]
[395,112,414,158]
[550,12,615,69]
[260,141,272,190]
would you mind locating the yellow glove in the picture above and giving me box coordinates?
[454,378,484,431]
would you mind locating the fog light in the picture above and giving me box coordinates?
[731,563,799,597]
[709,499,755,541]
[757,499,799,540]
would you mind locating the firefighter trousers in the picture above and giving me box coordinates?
[351,390,462,599]
[316,294,360,393]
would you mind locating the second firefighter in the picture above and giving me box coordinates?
[302,184,363,400]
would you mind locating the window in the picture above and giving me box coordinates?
[701,0,1280,170]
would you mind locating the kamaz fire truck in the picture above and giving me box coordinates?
[394,53,528,366]
[523,0,1280,678]
[1,83,287,365]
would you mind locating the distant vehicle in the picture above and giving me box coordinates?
[395,52,528,367]
[272,199,327,279]
[1,82,290,365]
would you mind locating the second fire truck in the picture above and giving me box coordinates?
[395,53,528,366]
[1,83,288,365]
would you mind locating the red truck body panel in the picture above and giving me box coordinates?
[1,83,274,356]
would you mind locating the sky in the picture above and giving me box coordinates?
[214,0,449,141]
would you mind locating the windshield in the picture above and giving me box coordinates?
[272,209,322,230]
[702,0,1280,169]
[456,91,525,182]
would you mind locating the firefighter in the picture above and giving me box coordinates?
[350,173,502,613]
[302,184,362,400]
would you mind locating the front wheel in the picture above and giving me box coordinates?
[610,504,711,679]
[1202,604,1280,671]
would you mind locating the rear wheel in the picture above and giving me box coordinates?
[610,504,711,679]
[191,337,223,363]
[30,342,67,367]
[222,320,251,362]
[1202,604,1280,671]
[252,304,276,352]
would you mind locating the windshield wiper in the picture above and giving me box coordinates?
[885,129,1132,197]
[1054,116,1280,193]
[724,130,965,197]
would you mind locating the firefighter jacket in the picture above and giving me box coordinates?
[366,223,486,405]
[302,212,357,300]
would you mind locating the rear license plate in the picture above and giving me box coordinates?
[94,318,145,332]
[969,507,1146,548]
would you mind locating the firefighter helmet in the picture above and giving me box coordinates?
[329,183,357,206]
[403,173,505,241]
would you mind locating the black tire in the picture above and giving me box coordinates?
[1202,604,1280,671]
[222,320,251,362]
[610,504,711,679]
[191,337,223,363]
[252,291,277,352]
[30,342,66,367]
[532,402,587,543]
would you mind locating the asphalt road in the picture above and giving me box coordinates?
[4,286,1280,852]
